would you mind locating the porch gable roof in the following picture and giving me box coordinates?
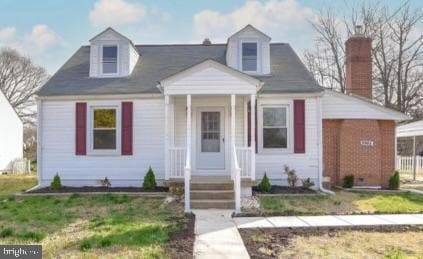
[159,59,262,95]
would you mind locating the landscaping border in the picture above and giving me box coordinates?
[16,192,168,197]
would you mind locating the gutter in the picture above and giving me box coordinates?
[317,96,335,195]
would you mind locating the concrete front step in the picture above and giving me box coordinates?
[191,182,233,190]
[191,199,235,209]
[191,190,234,200]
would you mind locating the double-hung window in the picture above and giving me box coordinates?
[92,107,118,151]
[102,45,118,74]
[242,42,258,72]
[262,107,288,149]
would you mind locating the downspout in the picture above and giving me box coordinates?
[317,96,335,195]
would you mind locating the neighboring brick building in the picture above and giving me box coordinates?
[322,27,408,188]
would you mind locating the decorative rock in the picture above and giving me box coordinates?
[241,196,260,210]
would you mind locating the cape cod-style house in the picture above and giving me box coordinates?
[36,25,408,212]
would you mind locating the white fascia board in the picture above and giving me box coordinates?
[36,93,163,101]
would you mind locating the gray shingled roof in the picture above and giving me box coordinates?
[38,43,322,96]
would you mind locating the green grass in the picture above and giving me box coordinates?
[257,190,423,215]
[0,175,187,258]
[0,174,37,196]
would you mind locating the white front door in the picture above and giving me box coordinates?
[196,108,225,170]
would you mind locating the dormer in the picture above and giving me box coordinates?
[89,28,139,78]
[226,25,271,75]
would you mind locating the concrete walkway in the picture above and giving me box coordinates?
[234,214,423,229]
[193,211,423,259]
[193,210,250,259]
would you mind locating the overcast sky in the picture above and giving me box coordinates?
[0,0,421,74]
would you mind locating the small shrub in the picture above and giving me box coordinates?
[257,173,272,193]
[100,177,111,188]
[284,165,298,188]
[301,178,315,189]
[80,240,92,251]
[143,166,157,190]
[50,173,62,190]
[389,171,400,190]
[0,228,13,238]
[343,175,354,188]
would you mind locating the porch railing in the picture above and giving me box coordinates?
[396,155,423,180]
[169,147,186,178]
[236,147,252,179]
[232,144,241,213]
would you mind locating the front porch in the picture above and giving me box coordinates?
[163,94,257,212]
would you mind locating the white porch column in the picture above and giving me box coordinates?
[231,95,236,177]
[250,94,256,181]
[232,94,241,213]
[164,95,170,180]
[184,94,192,212]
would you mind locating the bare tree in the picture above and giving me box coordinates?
[304,2,423,116]
[0,47,49,124]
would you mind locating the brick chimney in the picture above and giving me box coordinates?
[345,25,372,99]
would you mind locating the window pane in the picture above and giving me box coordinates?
[242,59,257,71]
[201,112,220,152]
[94,109,116,128]
[103,46,117,59]
[103,62,117,74]
[242,43,257,56]
[93,130,116,149]
[201,133,220,152]
[263,128,287,148]
[263,108,286,127]
[103,46,117,74]
[242,43,257,71]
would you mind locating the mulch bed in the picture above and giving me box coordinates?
[165,213,195,259]
[253,185,317,194]
[27,186,169,193]
[239,225,423,258]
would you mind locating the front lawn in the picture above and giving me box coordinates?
[0,174,37,196]
[252,190,423,216]
[0,175,193,258]
[240,227,423,258]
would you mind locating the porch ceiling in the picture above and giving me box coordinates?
[158,59,262,96]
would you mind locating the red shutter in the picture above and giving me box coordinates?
[247,101,258,153]
[75,103,87,155]
[294,100,305,153]
[122,102,133,155]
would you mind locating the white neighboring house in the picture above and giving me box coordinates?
[36,25,408,212]
[0,90,23,172]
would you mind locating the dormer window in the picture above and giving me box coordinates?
[102,45,118,74]
[242,42,258,72]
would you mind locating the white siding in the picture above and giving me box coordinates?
[255,97,319,185]
[39,98,164,187]
[397,120,423,137]
[322,90,408,120]
[0,92,23,171]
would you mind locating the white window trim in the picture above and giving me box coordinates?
[87,102,121,156]
[100,44,120,77]
[258,101,294,154]
[239,39,261,74]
